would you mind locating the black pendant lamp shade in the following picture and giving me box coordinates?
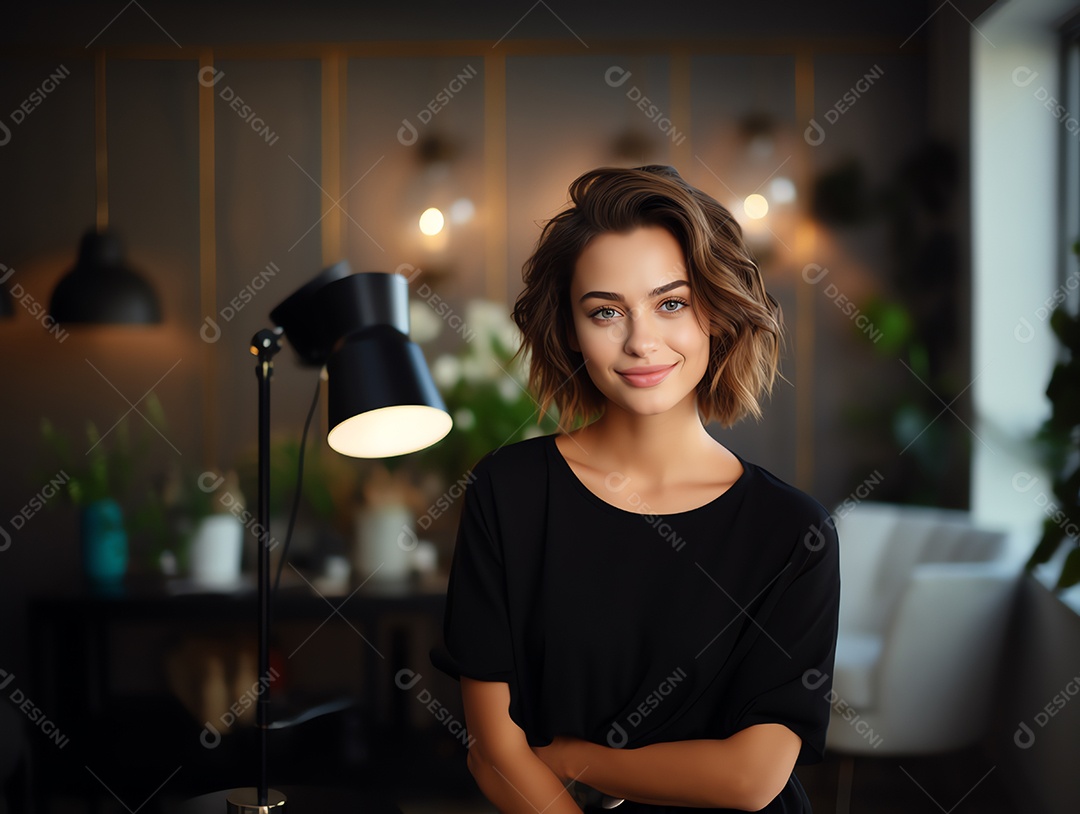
[50,230,162,325]
[271,263,452,458]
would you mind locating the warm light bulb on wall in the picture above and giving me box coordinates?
[419,207,445,236]
[743,193,769,220]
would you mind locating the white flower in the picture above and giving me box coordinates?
[431,354,462,389]
[497,376,522,403]
[409,300,443,344]
[454,407,476,430]
[465,300,521,356]
[460,351,501,384]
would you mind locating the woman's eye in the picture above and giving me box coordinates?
[661,298,688,313]
[591,307,618,320]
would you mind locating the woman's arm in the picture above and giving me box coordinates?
[460,677,585,814]
[532,724,801,811]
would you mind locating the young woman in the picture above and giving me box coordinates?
[431,165,840,813]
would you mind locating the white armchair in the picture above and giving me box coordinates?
[826,502,1019,755]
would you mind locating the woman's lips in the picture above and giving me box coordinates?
[616,363,677,387]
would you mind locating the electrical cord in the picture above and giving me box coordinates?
[273,372,322,598]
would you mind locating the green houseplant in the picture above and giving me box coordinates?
[39,394,166,581]
[1025,240,1080,590]
[410,299,562,489]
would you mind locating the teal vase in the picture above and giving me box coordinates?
[81,498,128,582]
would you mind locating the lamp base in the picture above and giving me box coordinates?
[225,788,287,813]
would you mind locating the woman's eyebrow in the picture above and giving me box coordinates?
[578,280,689,303]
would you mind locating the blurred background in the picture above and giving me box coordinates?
[0,0,1078,812]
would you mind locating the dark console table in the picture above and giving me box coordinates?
[23,575,455,813]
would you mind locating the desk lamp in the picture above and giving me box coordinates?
[225,262,451,813]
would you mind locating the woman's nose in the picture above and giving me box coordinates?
[619,307,659,357]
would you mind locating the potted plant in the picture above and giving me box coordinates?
[39,395,165,583]
[1025,240,1080,591]
[411,299,562,490]
[168,468,247,588]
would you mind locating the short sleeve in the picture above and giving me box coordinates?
[724,512,841,765]
[429,456,516,683]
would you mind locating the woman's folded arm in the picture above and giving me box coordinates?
[532,723,802,811]
[460,676,584,814]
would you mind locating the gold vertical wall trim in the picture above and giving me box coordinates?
[670,48,692,169]
[94,50,108,231]
[199,49,219,468]
[794,49,816,491]
[484,54,508,304]
[321,49,344,265]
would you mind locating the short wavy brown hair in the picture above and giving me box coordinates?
[510,164,783,430]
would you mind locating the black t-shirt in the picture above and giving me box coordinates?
[430,433,840,813]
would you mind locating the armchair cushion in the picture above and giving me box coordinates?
[827,502,1018,754]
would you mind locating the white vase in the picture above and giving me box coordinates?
[189,514,245,587]
[354,503,414,581]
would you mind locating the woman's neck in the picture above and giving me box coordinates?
[567,402,725,484]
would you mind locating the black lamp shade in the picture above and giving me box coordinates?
[272,265,452,458]
[317,272,411,346]
[326,326,451,457]
[50,230,162,325]
[271,262,412,367]
[267,260,353,365]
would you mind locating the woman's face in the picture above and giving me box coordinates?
[566,225,712,418]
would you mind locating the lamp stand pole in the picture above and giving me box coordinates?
[226,329,287,813]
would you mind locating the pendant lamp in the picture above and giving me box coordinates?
[50,229,162,324]
[49,51,162,326]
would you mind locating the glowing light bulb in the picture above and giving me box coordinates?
[419,207,445,236]
[743,194,769,220]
